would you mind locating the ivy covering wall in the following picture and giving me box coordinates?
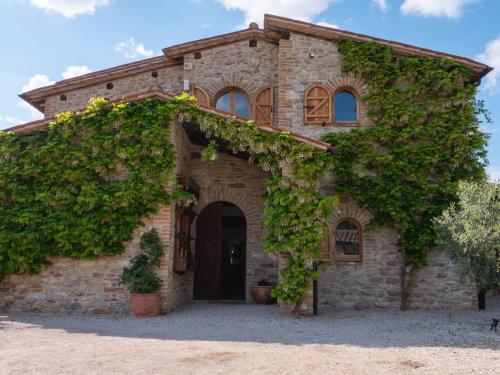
[0,40,490,308]
[323,41,489,288]
[0,99,176,280]
[0,95,335,306]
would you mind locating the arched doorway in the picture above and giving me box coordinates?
[194,201,246,300]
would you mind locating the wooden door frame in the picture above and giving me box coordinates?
[193,201,247,301]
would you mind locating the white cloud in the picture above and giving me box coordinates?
[316,20,339,29]
[17,100,43,118]
[0,115,25,127]
[114,38,155,59]
[476,35,500,93]
[21,73,55,93]
[17,66,92,117]
[62,65,92,79]
[215,0,340,26]
[487,167,500,181]
[371,0,388,12]
[400,0,479,19]
[18,73,55,117]
[29,0,111,18]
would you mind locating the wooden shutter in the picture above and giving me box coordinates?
[193,86,210,106]
[304,85,332,125]
[318,234,332,261]
[254,86,273,126]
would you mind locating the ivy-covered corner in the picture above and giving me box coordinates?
[323,40,490,309]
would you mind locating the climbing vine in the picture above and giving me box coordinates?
[0,98,177,280]
[323,40,489,274]
[173,94,337,305]
[0,94,335,306]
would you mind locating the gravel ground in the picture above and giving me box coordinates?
[1,298,500,375]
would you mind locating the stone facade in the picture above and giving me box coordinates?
[183,39,280,126]
[1,26,479,313]
[409,249,478,310]
[44,65,184,117]
[278,33,371,138]
[318,200,402,309]
[0,204,175,314]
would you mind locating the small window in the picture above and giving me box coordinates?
[334,90,357,122]
[215,88,250,118]
[334,219,361,261]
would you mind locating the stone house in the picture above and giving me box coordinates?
[0,15,492,315]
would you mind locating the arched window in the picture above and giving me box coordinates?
[333,90,357,122]
[215,88,250,118]
[334,219,362,261]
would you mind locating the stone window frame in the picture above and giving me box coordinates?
[332,87,359,125]
[214,86,252,118]
[332,217,363,263]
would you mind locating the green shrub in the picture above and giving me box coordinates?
[121,228,164,294]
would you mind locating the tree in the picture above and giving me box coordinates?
[434,180,500,309]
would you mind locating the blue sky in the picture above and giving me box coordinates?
[0,0,498,179]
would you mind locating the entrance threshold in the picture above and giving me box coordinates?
[208,300,245,304]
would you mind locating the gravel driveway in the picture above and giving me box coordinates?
[1,299,500,375]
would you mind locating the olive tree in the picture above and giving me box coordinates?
[434,180,500,308]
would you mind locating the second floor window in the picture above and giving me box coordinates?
[215,88,250,118]
[334,90,357,122]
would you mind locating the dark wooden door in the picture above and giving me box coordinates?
[194,202,222,299]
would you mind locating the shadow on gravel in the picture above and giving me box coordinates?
[1,296,500,349]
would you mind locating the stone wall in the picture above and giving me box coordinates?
[316,191,477,311]
[183,39,280,126]
[0,205,175,314]
[317,199,403,309]
[43,64,184,117]
[278,33,371,139]
[409,249,477,310]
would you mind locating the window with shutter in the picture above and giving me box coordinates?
[304,84,332,125]
[193,86,210,107]
[254,86,273,126]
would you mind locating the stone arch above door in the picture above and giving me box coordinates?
[194,184,262,228]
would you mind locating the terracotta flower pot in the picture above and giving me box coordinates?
[130,293,160,317]
[250,286,274,304]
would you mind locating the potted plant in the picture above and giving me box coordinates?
[121,228,164,317]
[250,279,275,304]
